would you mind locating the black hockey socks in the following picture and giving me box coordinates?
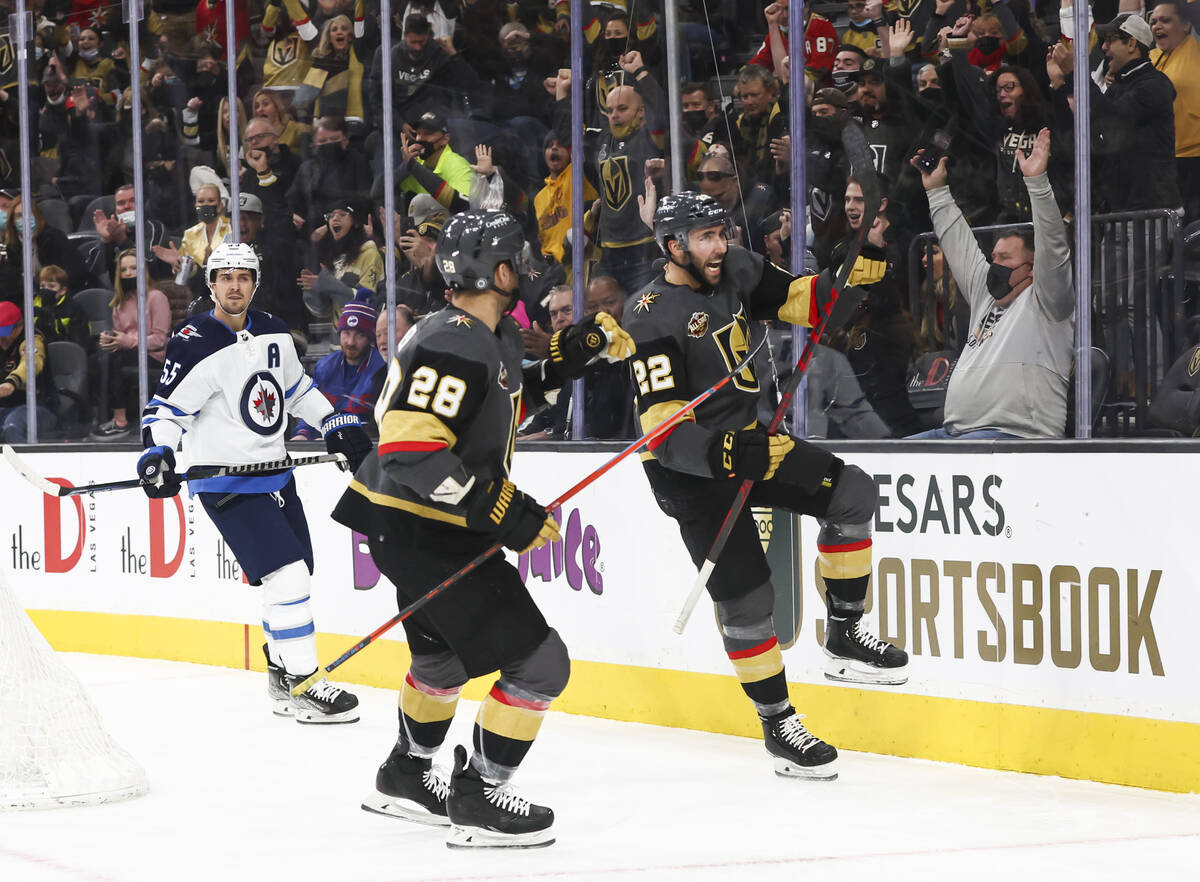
[399,671,462,758]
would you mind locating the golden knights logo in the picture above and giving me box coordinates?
[633,291,660,313]
[711,307,758,392]
[601,155,632,210]
[0,38,13,81]
[271,34,302,69]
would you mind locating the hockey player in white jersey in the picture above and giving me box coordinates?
[138,242,373,723]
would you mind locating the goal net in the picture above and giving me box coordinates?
[0,570,149,810]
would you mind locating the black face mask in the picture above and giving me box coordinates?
[195,71,218,90]
[196,205,219,223]
[502,47,529,65]
[976,36,1002,55]
[683,109,708,131]
[919,86,943,103]
[986,261,1028,300]
[808,113,845,144]
[606,37,626,58]
[407,46,429,65]
[832,70,857,94]
[316,142,342,162]
[415,139,438,158]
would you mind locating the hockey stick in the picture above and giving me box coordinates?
[289,332,770,696]
[1,446,347,497]
[672,123,883,635]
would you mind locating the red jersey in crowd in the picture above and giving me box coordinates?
[748,12,839,81]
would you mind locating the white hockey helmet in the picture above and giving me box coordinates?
[206,240,260,292]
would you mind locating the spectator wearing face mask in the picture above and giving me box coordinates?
[67,28,119,107]
[909,128,1073,440]
[88,183,170,283]
[288,115,373,237]
[34,265,90,349]
[395,111,474,212]
[180,45,227,156]
[841,0,882,55]
[365,15,482,146]
[0,301,58,442]
[152,181,234,291]
[0,196,88,295]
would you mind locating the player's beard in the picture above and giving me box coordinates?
[689,250,723,287]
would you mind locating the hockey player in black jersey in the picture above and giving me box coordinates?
[624,192,909,780]
[332,210,635,848]
[138,242,374,724]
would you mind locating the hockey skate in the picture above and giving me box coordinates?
[264,644,294,717]
[762,709,838,780]
[362,741,450,826]
[823,616,909,685]
[280,671,360,724]
[445,745,555,849]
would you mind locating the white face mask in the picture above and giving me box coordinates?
[46,92,65,106]
[79,47,100,61]
[117,211,136,226]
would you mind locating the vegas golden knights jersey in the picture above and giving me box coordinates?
[334,308,553,536]
[623,247,825,478]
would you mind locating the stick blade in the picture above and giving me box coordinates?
[2,445,64,496]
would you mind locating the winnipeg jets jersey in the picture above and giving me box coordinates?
[141,310,333,494]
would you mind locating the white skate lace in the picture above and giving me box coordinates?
[850,621,887,655]
[423,769,450,802]
[777,714,822,753]
[483,782,532,816]
[307,679,343,702]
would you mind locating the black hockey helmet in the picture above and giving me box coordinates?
[435,210,529,292]
[653,191,733,255]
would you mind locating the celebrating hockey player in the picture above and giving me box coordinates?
[623,192,908,781]
[138,242,373,724]
[332,210,635,848]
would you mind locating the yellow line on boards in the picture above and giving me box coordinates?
[27,609,1200,795]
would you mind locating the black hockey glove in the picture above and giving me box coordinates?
[138,446,182,499]
[814,270,868,332]
[464,477,561,553]
[547,312,637,381]
[708,428,797,481]
[321,413,373,472]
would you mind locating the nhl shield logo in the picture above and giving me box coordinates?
[687,312,709,338]
[240,371,285,436]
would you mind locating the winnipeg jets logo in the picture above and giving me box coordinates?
[633,291,660,314]
[176,324,203,340]
[239,371,285,436]
[253,385,277,421]
[447,314,473,328]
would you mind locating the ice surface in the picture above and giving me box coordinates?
[1,654,1198,882]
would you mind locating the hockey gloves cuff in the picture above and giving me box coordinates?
[547,311,637,380]
[322,413,373,472]
[708,428,796,481]
[138,446,182,499]
[465,477,561,553]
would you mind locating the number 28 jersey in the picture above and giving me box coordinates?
[335,307,553,534]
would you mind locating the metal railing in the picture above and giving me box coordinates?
[907,209,1186,437]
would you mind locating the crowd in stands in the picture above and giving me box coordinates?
[0,0,1198,443]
